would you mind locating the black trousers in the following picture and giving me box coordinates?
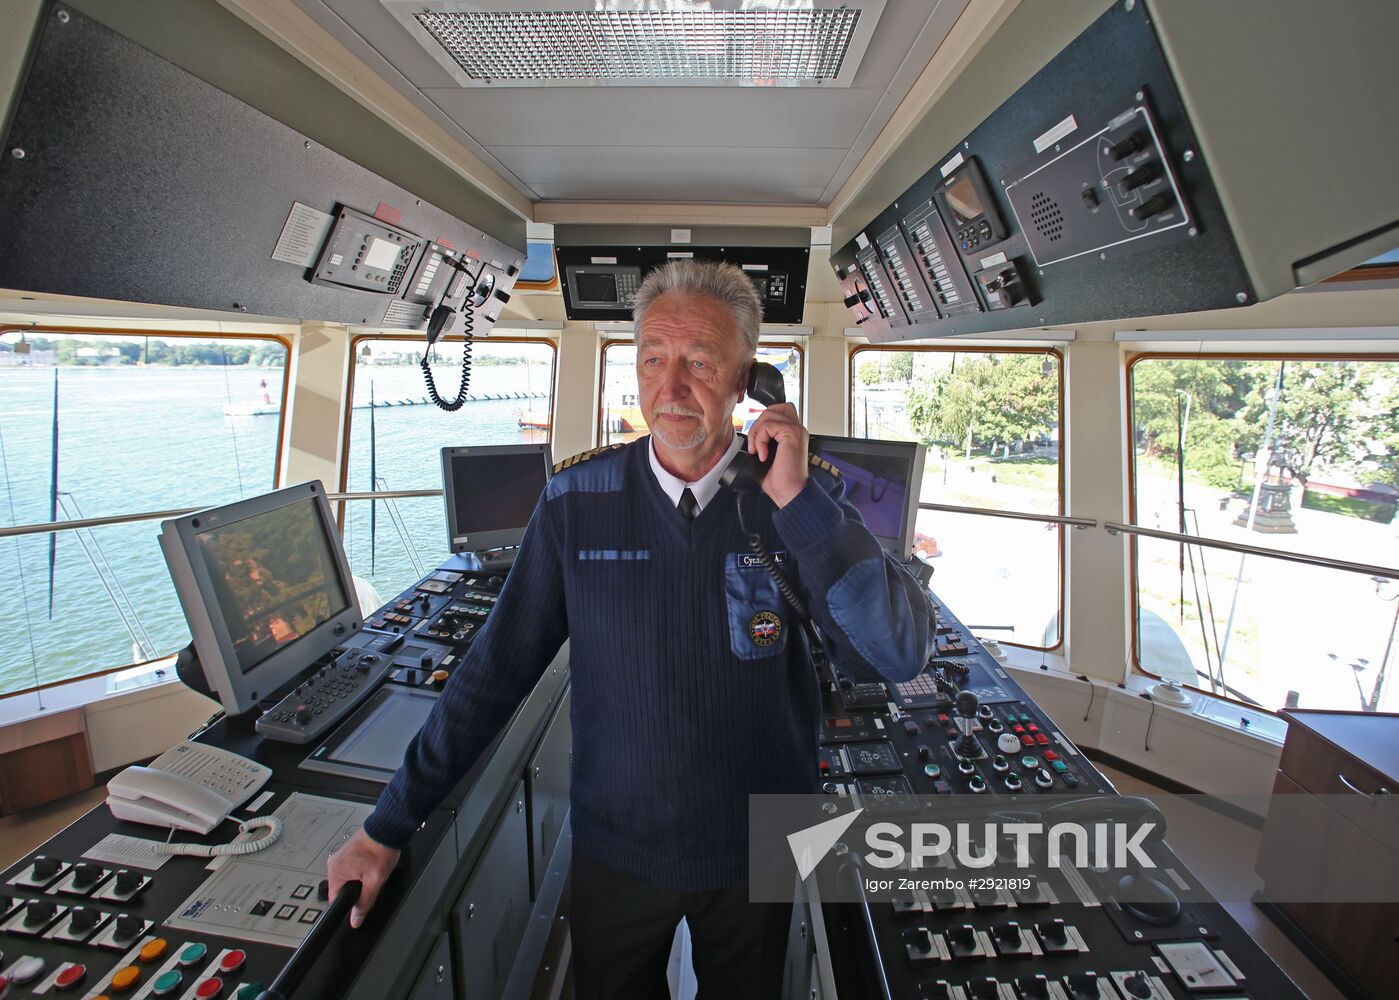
[569,852,792,1000]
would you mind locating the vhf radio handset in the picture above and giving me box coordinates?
[719,362,787,491]
[718,364,830,681]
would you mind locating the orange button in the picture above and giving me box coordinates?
[139,938,168,963]
[110,966,141,992]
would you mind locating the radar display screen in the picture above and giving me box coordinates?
[574,271,618,303]
[196,499,350,676]
[944,174,985,225]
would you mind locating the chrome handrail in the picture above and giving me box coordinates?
[1103,521,1399,581]
[0,489,445,539]
[918,501,1097,529]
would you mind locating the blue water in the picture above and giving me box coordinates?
[0,354,552,696]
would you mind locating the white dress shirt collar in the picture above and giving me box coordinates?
[648,432,743,514]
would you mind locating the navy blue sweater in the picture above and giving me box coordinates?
[365,437,933,889]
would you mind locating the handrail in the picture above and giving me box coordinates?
[0,489,445,539]
[1103,521,1399,581]
[918,501,1096,529]
[4,490,1100,538]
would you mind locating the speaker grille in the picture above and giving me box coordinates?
[1030,192,1065,242]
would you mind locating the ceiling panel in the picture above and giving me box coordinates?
[287,0,968,206]
[488,146,847,202]
[422,87,884,150]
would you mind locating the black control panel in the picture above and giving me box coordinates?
[359,567,507,691]
[831,0,1253,342]
[810,596,1304,999]
[554,244,810,323]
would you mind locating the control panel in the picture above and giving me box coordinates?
[831,0,1254,343]
[310,205,424,295]
[254,643,396,744]
[0,789,363,1000]
[554,244,810,323]
[806,596,1305,1000]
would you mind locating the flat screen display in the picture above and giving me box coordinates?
[363,236,400,271]
[449,452,550,540]
[814,445,913,551]
[326,687,436,772]
[943,174,984,225]
[575,271,618,303]
[195,498,350,675]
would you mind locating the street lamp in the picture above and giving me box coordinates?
[1366,575,1399,713]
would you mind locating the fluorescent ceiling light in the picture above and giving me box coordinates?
[383,1,885,88]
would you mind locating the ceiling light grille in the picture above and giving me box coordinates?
[386,2,883,88]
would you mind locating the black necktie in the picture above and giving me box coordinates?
[678,488,699,521]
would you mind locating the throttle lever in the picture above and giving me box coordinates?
[256,879,362,1000]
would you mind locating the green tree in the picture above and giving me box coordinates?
[887,351,913,383]
[1237,361,1380,484]
[905,355,1055,454]
[858,358,882,386]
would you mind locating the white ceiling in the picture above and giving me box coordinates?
[288,0,970,205]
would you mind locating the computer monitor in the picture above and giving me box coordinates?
[159,481,361,716]
[808,435,926,560]
[441,444,553,553]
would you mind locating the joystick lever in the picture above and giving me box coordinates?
[953,690,983,758]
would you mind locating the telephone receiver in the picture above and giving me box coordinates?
[719,362,786,492]
[107,765,236,835]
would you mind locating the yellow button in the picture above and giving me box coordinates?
[110,966,141,992]
[139,938,168,963]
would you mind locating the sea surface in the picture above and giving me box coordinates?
[0,358,552,696]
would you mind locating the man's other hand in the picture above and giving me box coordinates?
[746,402,808,508]
[328,829,400,928]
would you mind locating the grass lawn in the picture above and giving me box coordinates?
[1301,491,1396,523]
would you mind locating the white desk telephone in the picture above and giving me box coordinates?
[107,742,272,835]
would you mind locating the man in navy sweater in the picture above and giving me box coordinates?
[329,260,934,998]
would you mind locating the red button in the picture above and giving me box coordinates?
[937,714,949,724]
[195,978,223,998]
[1012,725,1024,733]
[1027,724,1039,732]
[818,759,829,772]
[56,964,86,989]
[1036,734,1049,744]
[217,951,246,975]
[1044,751,1059,761]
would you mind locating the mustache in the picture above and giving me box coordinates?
[653,403,704,418]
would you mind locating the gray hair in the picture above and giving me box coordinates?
[632,259,762,356]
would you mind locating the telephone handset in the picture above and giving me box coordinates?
[107,742,272,834]
[719,362,787,491]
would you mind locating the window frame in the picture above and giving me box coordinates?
[0,325,293,700]
[596,338,807,443]
[848,343,1066,651]
[339,333,559,527]
[1124,350,1399,707]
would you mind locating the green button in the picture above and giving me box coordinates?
[923,763,941,778]
[1021,756,1040,770]
[1052,760,1069,772]
[152,970,184,995]
[178,943,207,966]
[1020,714,1032,722]
[237,984,265,1000]
[968,775,985,789]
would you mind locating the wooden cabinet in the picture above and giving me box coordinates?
[1258,709,1399,999]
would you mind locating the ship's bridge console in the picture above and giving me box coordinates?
[0,439,1309,1000]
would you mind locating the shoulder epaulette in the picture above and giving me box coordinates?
[808,452,841,478]
[553,442,626,474]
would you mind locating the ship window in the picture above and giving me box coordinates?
[341,337,556,599]
[0,329,289,699]
[849,346,1064,651]
[599,341,804,446]
[1128,355,1399,713]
